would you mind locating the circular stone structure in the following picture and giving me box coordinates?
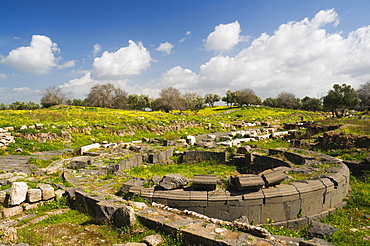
[134,148,350,225]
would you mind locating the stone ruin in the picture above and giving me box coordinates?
[0,128,15,149]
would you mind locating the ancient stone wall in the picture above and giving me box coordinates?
[322,132,370,149]
[183,151,227,164]
[0,128,15,149]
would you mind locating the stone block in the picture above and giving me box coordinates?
[112,204,137,228]
[37,183,55,200]
[262,171,287,187]
[68,156,92,169]
[9,182,28,206]
[2,206,24,218]
[207,189,227,207]
[140,187,154,202]
[152,189,169,205]
[189,191,207,207]
[192,175,216,191]
[242,190,264,206]
[232,174,264,191]
[121,177,146,193]
[27,188,42,203]
[167,189,190,208]
[225,191,243,206]
[203,206,220,219]
[22,202,40,211]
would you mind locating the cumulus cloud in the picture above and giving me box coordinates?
[0,86,38,104]
[186,9,370,98]
[1,35,74,75]
[156,42,174,54]
[91,40,152,79]
[92,43,102,57]
[204,21,242,52]
[159,66,201,89]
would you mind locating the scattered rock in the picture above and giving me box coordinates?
[9,182,28,205]
[308,221,338,238]
[121,177,146,193]
[26,189,42,203]
[299,237,335,246]
[158,174,188,190]
[233,215,249,225]
[142,234,164,246]
[112,205,136,228]
[0,226,18,244]
[151,175,161,185]
[68,156,92,169]
[237,145,252,154]
[37,183,55,200]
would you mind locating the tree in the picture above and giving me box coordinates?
[8,101,40,110]
[263,97,278,107]
[127,94,152,110]
[357,81,370,110]
[66,99,86,106]
[222,90,238,107]
[85,83,128,109]
[154,87,185,113]
[204,94,221,107]
[40,86,66,108]
[0,103,7,110]
[183,92,205,113]
[236,88,259,106]
[301,96,323,111]
[276,92,302,109]
[323,83,360,118]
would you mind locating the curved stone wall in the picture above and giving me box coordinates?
[137,150,350,225]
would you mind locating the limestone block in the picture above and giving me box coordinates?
[79,143,101,155]
[2,206,24,218]
[140,187,154,202]
[151,190,169,205]
[0,173,14,179]
[0,190,8,205]
[242,190,264,206]
[186,135,196,145]
[27,188,42,203]
[262,171,287,187]
[143,234,164,246]
[9,182,28,205]
[208,189,227,207]
[23,202,40,211]
[37,183,55,200]
[225,191,243,206]
[55,189,66,199]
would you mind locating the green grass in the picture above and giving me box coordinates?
[125,160,239,182]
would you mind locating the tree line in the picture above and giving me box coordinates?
[1,81,369,117]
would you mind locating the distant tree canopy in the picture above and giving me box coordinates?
[276,92,302,109]
[183,92,205,113]
[301,96,323,111]
[323,83,360,118]
[127,94,152,110]
[263,97,278,107]
[222,90,238,107]
[237,88,260,106]
[357,80,370,110]
[85,83,128,109]
[40,86,66,108]
[154,87,185,112]
[204,93,220,107]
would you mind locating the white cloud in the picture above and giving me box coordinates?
[92,43,102,57]
[1,35,74,75]
[91,40,152,79]
[159,66,200,89]
[179,31,191,43]
[58,60,76,69]
[156,42,174,54]
[13,87,31,92]
[204,21,242,52]
[193,9,369,98]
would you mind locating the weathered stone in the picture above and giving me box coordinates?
[0,226,18,244]
[143,234,164,246]
[55,189,66,199]
[22,202,40,211]
[262,171,288,187]
[121,243,146,246]
[68,156,92,169]
[9,182,28,205]
[300,237,335,246]
[236,145,251,154]
[112,205,136,228]
[192,175,216,191]
[37,183,55,200]
[186,135,196,145]
[0,173,14,179]
[121,177,146,193]
[159,174,188,190]
[232,174,264,191]
[79,143,101,155]
[2,206,24,218]
[26,189,42,203]
[151,175,161,185]
[308,221,338,238]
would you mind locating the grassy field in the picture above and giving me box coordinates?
[0,106,368,245]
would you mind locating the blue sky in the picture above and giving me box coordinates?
[1,0,370,104]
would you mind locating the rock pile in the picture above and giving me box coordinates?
[0,128,15,149]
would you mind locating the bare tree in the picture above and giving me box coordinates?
[276,92,301,109]
[40,86,67,108]
[154,87,185,112]
[85,83,128,109]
